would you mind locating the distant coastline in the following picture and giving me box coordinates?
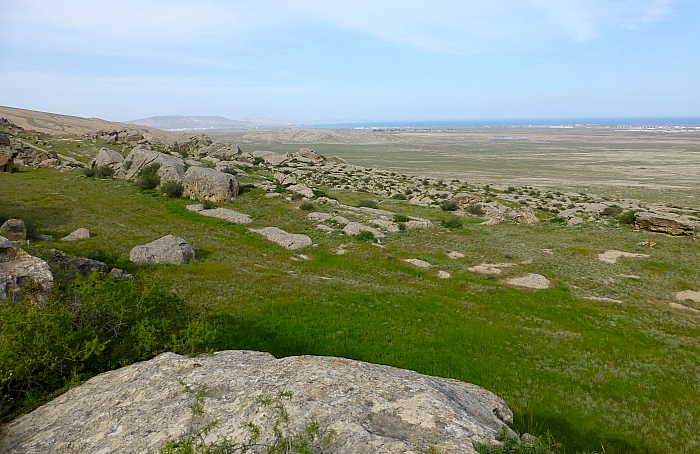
[306,117,700,129]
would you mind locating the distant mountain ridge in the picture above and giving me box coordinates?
[128,116,292,131]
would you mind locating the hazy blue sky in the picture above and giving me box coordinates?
[1,0,698,123]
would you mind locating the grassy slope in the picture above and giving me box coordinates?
[1,168,699,454]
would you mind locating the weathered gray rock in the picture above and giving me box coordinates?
[480,202,508,225]
[198,142,242,160]
[0,236,53,301]
[117,146,185,184]
[173,133,213,154]
[0,218,26,241]
[48,249,109,279]
[130,235,195,265]
[274,172,297,186]
[405,218,433,230]
[509,207,539,224]
[183,166,239,202]
[293,147,324,163]
[286,183,314,198]
[634,211,695,236]
[252,150,289,166]
[0,154,14,173]
[403,258,432,269]
[342,222,385,239]
[502,273,551,289]
[89,147,124,170]
[596,250,649,264]
[307,212,333,222]
[38,158,60,168]
[60,227,91,242]
[199,207,252,224]
[0,350,512,454]
[250,227,313,250]
[584,203,609,215]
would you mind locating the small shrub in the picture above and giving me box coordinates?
[358,199,378,209]
[299,202,315,211]
[467,204,485,216]
[136,163,161,190]
[440,200,459,211]
[160,180,184,198]
[252,157,265,166]
[618,209,641,225]
[601,205,623,217]
[82,167,95,177]
[354,231,377,242]
[441,215,462,229]
[202,200,217,209]
[392,193,407,200]
[123,160,132,172]
[220,166,238,175]
[393,214,410,223]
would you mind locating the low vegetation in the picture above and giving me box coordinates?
[1,136,699,453]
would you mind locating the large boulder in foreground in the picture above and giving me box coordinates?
[182,166,239,202]
[0,235,53,301]
[0,350,512,454]
[130,235,195,265]
[634,211,695,236]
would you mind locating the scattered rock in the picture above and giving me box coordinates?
[199,207,252,224]
[173,133,213,154]
[307,212,333,222]
[437,270,451,279]
[0,236,53,301]
[0,218,27,241]
[118,146,186,184]
[342,222,385,239]
[252,150,288,166]
[468,265,503,275]
[567,216,584,226]
[198,142,242,160]
[293,147,324,163]
[634,212,695,236]
[403,258,432,269]
[274,172,297,186]
[0,350,512,454]
[48,249,109,279]
[183,166,240,202]
[130,235,195,265]
[502,273,551,289]
[286,183,315,198]
[89,147,124,170]
[61,227,91,242]
[405,218,433,230]
[36,234,54,241]
[675,290,700,304]
[669,302,700,313]
[447,251,465,259]
[583,203,609,215]
[509,206,539,224]
[0,154,14,173]
[110,268,134,280]
[250,227,313,250]
[480,202,508,225]
[596,250,649,264]
[186,203,205,212]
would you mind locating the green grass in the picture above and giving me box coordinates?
[1,168,699,454]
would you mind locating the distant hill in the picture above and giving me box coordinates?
[128,116,293,131]
[0,105,177,144]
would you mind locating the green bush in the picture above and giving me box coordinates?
[160,180,184,198]
[358,199,378,209]
[94,165,115,178]
[392,193,407,200]
[618,209,640,225]
[467,204,485,216]
[299,202,315,211]
[440,200,459,211]
[353,231,376,242]
[441,215,462,229]
[601,205,623,217]
[0,273,214,420]
[136,163,161,190]
[393,214,410,223]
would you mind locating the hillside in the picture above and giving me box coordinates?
[0,105,177,144]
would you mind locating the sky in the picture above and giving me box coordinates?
[1,0,699,124]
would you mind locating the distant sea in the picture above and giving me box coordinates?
[307,117,700,128]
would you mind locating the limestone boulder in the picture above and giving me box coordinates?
[198,142,243,160]
[286,183,314,198]
[342,222,385,239]
[48,249,109,279]
[293,147,324,163]
[480,202,508,225]
[252,150,288,166]
[130,235,195,265]
[0,218,26,241]
[89,147,124,170]
[250,227,313,250]
[502,273,551,290]
[61,227,91,242]
[0,236,53,301]
[634,211,695,236]
[199,207,252,224]
[183,166,239,202]
[173,133,213,154]
[0,351,512,454]
[509,206,539,224]
[117,146,185,184]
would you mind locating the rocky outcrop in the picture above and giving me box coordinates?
[0,350,512,454]
[480,202,508,225]
[130,235,195,265]
[252,150,289,166]
[509,206,539,224]
[182,166,240,202]
[88,147,124,170]
[117,146,185,184]
[293,147,324,163]
[250,227,313,250]
[0,236,53,301]
[342,222,385,239]
[173,133,213,154]
[634,211,696,236]
[198,142,243,160]
[0,219,27,241]
[199,207,252,224]
[48,249,109,279]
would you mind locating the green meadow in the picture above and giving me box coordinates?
[2,164,699,453]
